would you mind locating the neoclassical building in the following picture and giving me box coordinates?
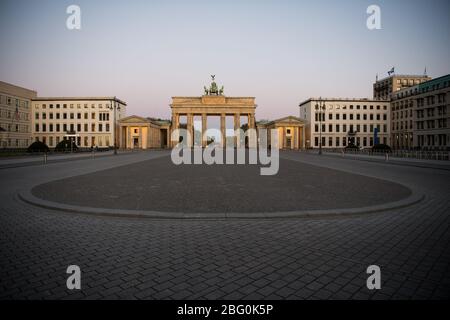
[257,116,306,149]
[118,116,170,149]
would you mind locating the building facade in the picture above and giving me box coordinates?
[299,98,391,149]
[31,97,126,149]
[373,74,431,100]
[257,116,306,149]
[391,74,450,150]
[118,116,170,149]
[0,81,37,149]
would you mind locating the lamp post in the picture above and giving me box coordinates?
[315,98,326,155]
[109,99,120,155]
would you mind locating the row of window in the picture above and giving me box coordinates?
[314,124,387,133]
[36,135,111,148]
[392,110,413,119]
[416,119,447,130]
[313,136,388,147]
[0,109,29,121]
[35,112,110,121]
[392,121,413,131]
[0,123,29,132]
[314,104,387,111]
[0,138,30,147]
[0,95,29,108]
[34,123,110,133]
[417,134,448,146]
[35,103,111,109]
[314,113,387,122]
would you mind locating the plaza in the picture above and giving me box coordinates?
[1,150,449,300]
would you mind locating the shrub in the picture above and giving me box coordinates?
[27,141,50,153]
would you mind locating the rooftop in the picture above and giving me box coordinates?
[32,96,127,105]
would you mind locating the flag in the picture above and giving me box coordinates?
[387,67,395,76]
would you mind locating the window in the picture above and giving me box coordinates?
[35,112,39,120]
[35,124,39,132]
[92,113,96,120]
[70,113,74,119]
[42,113,46,120]
[77,113,81,119]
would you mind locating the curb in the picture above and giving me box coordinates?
[19,188,424,220]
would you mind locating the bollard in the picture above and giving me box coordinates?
[385,152,389,162]
[43,152,48,164]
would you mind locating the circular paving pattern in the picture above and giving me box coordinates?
[30,155,412,214]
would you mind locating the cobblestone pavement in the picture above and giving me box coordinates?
[0,151,449,300]
[31,154,410,213]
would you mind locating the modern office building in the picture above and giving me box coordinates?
[299,98,390,149]
[373,74,431,100]
[31,97,126,149]
[0,81,37,149]
[391,74,450,150]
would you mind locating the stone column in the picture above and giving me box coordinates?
[119,125,123,149]
[280,127,284,149]
[202,113,207,147]
[127,126,131,149]
[220,113,226,148]
[171,112,180,147]
[166,128,170,149]
[187,113,193,147]
[248,113,255,129]
[234,113,240,147]
[294,127,299,149]
[302,126,306,149]
[138,127,142,149]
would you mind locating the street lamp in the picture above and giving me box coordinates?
[315,97,326,155]
[109,99,120,155]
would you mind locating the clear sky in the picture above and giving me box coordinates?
[0,0,449,120]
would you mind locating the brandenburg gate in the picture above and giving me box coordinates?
[170,76,256,147]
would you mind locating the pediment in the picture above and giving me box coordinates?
[272,116,306,125]
[120,115,150,124]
